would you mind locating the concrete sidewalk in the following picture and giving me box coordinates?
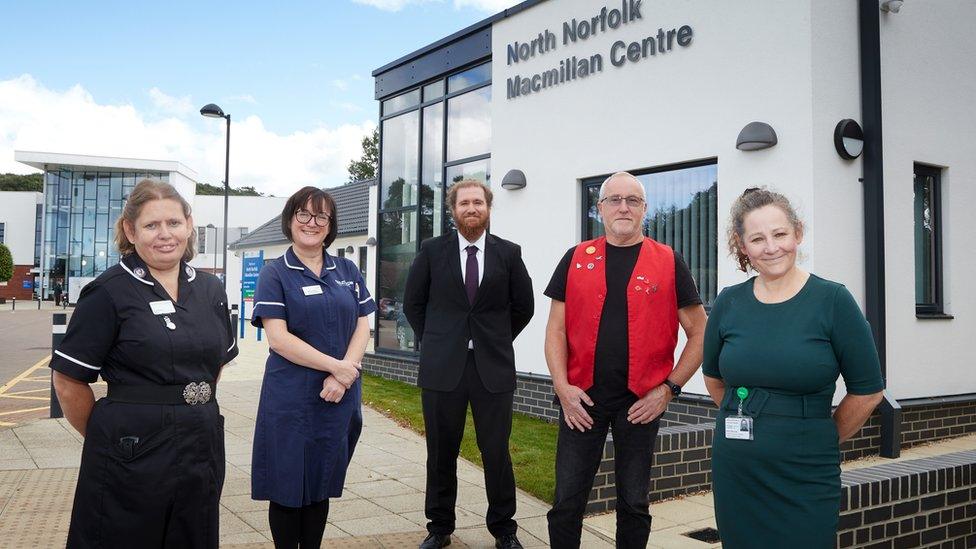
[0,337,606,548]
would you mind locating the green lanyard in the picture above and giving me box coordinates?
[736,387,749,416]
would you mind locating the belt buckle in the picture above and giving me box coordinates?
[182,382,212,405]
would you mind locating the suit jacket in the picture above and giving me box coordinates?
[403,231,534,393]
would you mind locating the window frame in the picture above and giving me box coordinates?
[913,163,949,318]
[375,60,492,355]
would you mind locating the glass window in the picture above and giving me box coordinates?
[358,246,368,280]
[421,103,445,242]
[382,89,421,116]
[446,158,490,187]
[584,162,718,306]
[0,222,5,243]
[381,111,420,209]
[377,210,417,352]
[448,62,490,93]
[447,86,491,162]
[914,164,944,314]
[423,80,444,102]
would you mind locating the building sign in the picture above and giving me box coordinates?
[241,250,263,299]
[505,0,693,99]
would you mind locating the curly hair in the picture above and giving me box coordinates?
[727,187,803,272]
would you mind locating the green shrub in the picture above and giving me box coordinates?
[0,243,13,283]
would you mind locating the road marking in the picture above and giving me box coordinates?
[0,421,15,427]
[5,388,48,396]
[24,377,51,382]
[0,406,48,417]
[0,356,51,394]
[0,394,48,401]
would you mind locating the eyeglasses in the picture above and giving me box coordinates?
[295,210,331,227]
[599,195,645,208]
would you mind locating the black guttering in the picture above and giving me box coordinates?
[371,0,546,100]
[858,0,900,459]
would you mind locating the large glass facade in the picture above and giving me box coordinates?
[583,162,719,307]
[376,61,491,352]
[42,170,168,298]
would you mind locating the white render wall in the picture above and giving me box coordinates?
[0,192,42,264]
[488,0,975,399]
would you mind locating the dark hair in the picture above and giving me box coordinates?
[727,186,804,272]
[114,179,196,262]
[280,186,338,248]
[446,180,493,209]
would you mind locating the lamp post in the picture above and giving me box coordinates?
[206,223,217,273]
[200,103,230,290]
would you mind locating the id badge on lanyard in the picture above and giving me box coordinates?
[725,387,754,440]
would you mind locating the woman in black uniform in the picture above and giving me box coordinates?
[51,179,238,549]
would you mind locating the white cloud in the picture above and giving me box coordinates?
[331,74,363,91]
[148,87,195,117]
[0,75,375,197]
[224,94,258,105]
[352,0,506,12]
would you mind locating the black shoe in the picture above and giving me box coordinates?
[495,533,523,549]
[419,533,451,548]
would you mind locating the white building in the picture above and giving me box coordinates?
[0,191,43,301]
[13,151,286,303]
[368,0,976,451]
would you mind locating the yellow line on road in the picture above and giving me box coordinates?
[0,394,48,401]
[0,406,48,417]
[0,421,16,427]
[24,377,51,382]
[6,388,49,396]
[0,356,51,394]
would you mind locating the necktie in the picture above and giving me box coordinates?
[465,245,479,305]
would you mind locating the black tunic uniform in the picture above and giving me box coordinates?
[50,253,239,549]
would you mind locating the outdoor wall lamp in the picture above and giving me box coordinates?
[834,119,864,160]
[345,245,355,254]
[880,0,903,13]
[501,169,527,190]
[365,237,377,246]
[736,122,778,151]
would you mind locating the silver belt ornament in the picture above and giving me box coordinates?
[182,382,212,405]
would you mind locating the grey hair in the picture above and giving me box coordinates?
[727,186,804,272]
[598,171,646,200]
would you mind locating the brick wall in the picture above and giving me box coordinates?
[0,265,34,301]
[836,450,976,548]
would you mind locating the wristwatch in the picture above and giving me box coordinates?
[663,379,682,397]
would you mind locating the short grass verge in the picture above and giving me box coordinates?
[362,373,558,503]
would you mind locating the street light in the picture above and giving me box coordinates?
[206,223,218,273]
[200,103,230,290]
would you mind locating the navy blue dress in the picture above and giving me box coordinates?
[250,247,376,507]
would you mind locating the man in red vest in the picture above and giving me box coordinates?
[543,172,707,548]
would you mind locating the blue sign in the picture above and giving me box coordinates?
[241,250,264,298]
[22,280,33,289]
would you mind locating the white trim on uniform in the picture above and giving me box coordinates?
[359,296,374,305]
[120,261,155,286]
[325,255,337,270]
[255,301,286,307]
[185,265,197,282]
[54,350,101,371]
[283,255,304,270]
[227,339,237,353]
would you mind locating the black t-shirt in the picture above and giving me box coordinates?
[544,242,702,409]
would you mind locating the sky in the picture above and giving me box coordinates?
[0,0,512,196]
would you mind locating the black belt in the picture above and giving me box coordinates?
[107,382,215,405]
[721,387,831,419]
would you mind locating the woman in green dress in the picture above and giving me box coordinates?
[703,188,884,548]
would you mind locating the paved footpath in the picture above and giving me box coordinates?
[0,337,611,548]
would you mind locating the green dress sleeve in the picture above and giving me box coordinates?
[702,287,727,379]
[830,285,885,395]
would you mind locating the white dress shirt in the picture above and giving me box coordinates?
[459,230,486,349]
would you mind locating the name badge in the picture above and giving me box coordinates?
[302,285,323,296]
[725,416,754,440]
[149,300,176,315]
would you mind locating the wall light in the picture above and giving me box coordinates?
[736,122,778,151]
[501,169,527,190]
[880,0,903,13]
[834,119,864,160]
[345,245,355,254]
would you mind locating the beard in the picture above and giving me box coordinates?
[454,210,490,241]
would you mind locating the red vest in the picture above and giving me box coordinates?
[565,237,678,398]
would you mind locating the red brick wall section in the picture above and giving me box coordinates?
[0,265,35,300]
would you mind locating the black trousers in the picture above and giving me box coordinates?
[547,400,661,549]
[421,351,517,537]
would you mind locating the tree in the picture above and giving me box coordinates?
[348,128,378,182]
[195,182,263,196]
[0,173,43,192]
[0,243,13,283]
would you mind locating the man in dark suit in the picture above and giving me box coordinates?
[403,180,534,549]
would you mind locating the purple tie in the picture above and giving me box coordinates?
[465,245,479,305]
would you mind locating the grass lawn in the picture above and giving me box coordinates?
[362,373,558,504]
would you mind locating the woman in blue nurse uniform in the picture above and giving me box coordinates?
[250,186,375,549]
